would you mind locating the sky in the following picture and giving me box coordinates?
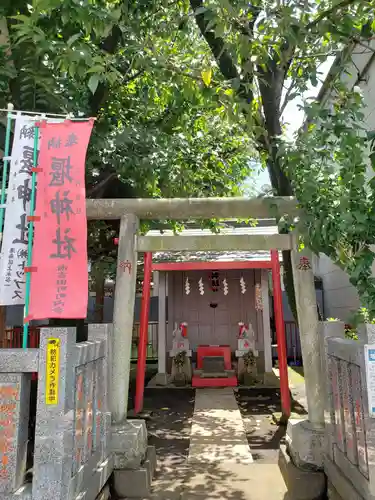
[250,58,334,193]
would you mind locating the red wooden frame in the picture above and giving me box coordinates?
[271,249,291,418]
[152,260,272,271]
[134,250,290,415]
[135,252,153,414]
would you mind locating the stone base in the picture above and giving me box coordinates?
[263,371,280,386]
[286,419,325,470]
[154,372,169,386]
[324,454,364,500]
[278,445,326,500]
[114,445,157,499]
[111,420,148,469]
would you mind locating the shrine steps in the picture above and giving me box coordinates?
[192,375,238,387]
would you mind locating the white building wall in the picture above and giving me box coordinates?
[314,255,360,322]
[315,44,375,320]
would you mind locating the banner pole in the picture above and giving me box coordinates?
[22,122,39,349]
[0,106,14,243]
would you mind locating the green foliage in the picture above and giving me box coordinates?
[345,329,358,341]
[1,1,255,199]
[185,0,374,321]
[283,89,375,316]
[0,0,256,270]
[352,307,375,326]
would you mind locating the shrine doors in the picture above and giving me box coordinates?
[168,270,257,351]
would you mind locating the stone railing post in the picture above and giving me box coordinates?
[358,323,375,343]
[111,213,139,423]
[32,327,75,500]
[279,240,326,500]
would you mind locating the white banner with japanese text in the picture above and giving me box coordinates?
[0,115,36,305]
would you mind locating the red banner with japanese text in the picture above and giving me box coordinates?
[28,120,93,320]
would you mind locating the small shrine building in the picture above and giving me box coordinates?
[149,220,284,387]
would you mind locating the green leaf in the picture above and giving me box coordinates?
[67,33,81,46]
[9,15,31,23]
[194,6,207,15]
[201,68,212,87]
[88,74,99,94]
[86,65,105,74]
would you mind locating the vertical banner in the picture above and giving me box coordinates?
[0,116,36,305]
[28,120,93,319]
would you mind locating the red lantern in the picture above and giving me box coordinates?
[180,322,188,337]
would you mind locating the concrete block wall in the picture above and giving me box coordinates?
[314,255,360,322]
[0,325,113,500]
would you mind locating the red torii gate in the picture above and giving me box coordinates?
[115,243,290,417]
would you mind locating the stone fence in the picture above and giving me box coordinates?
[324,335,375,500]
[0,324,112,500]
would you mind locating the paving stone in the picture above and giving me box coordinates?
[188,388,253,465]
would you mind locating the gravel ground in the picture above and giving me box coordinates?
[235,388,307,463]
[143,389,196,468]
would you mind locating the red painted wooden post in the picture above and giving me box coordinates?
[134,252,153,414]
[270,249,291,418]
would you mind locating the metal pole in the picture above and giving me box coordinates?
[271,249,291,418]
[22,123,39,349]
[134,252,152,414]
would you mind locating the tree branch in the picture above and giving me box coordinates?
[87,172,117,198]
[280,80,297,115]
[306,0,362,30]
[190,0,253,104]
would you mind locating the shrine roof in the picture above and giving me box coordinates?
[147,224,282,263]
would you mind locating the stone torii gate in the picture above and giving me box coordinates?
[86,196,325,486]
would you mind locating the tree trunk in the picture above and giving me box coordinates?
[190,3,299,322]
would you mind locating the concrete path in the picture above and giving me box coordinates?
[188,388,253,465]
[148,388,290,499]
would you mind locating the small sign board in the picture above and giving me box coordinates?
[45,338,60,405]
[364,345,375,417]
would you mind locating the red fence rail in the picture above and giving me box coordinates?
[0,322,159,361]
[1,321,301,362]
[0,326,42,349]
